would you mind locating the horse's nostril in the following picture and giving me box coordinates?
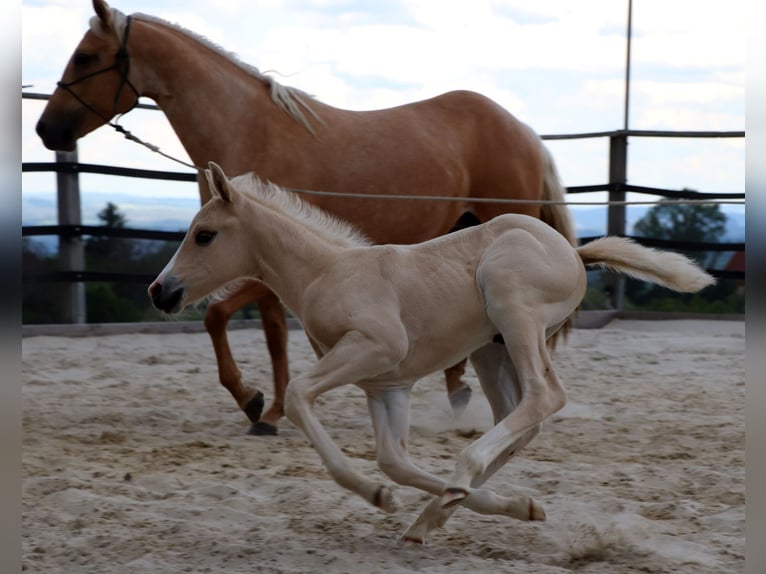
[35,120,46,138]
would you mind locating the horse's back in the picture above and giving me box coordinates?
[408,91,546,220]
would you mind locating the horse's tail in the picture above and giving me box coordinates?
[540,143,577,247]
[538,142,577,350]
[577,236,716,293]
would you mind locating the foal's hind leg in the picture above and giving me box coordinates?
[403,343,541,543]
[403,427,541,543]
[441,312,565,510]
[204,279,288,435]
[367,386,541,528]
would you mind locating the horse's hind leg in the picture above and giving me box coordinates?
[441,211,482,414]
[203,279,288,435]
[444,359,472,413]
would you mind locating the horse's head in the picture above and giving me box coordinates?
[36,0,140,151]
[149,163,249,315]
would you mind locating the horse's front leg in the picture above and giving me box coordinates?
[284,330,405,512]
[203,279,288,435]
[252,290,290,435]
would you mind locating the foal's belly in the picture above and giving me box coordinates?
[358,322,497,392]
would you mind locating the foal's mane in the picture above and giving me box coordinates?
[91,7,322,133]
[231,173,371,248]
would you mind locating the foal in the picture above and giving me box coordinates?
[149,163,715,542]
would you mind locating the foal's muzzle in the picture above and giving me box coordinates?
[148,278,185,314]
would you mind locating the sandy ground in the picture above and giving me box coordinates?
[22,319,744,573]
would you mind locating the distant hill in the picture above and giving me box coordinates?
[571,206,745,242]
[23,193,746,253]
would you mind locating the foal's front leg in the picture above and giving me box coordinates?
[284,330,406,512]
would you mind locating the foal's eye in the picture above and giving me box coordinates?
[195,230,217,246]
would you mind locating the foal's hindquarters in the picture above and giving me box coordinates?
[401,227,586,541]
[285,222,585,543]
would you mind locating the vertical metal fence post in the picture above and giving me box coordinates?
[606,133,627,309]
[56,148,86,323]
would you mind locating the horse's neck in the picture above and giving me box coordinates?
[242,199,341,317]
[130,18,308,170]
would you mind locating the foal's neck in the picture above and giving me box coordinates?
[242,197,346,317]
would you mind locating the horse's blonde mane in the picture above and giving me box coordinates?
[90,7,322,133]
[230,173,371,248]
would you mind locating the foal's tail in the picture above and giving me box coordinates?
[577,236,716,293]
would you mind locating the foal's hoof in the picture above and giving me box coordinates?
[448,384,472,414]
[440,487,469,509]
[374,485,397,513]
[247,421,278,436]
[243,392,265,424]
[529,499,546,521]
[401,534,425,545]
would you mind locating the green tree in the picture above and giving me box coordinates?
[86,202,134,267]
[632,198,727,266]
[84,202,144,322]
[626,198,741,313]
[22,238,62,323]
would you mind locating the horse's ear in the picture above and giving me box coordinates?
[205,162,234,204]
[93,0,112,26]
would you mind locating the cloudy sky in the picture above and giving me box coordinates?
[21,0,745,227]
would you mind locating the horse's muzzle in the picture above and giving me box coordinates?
[35,118,77,152]
[148,278,185,314]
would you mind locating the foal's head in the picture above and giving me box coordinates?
[36,0,139,150]
[149,162,250,315]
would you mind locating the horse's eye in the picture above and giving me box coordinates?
[195,230,217,246]
[73,52,98,68]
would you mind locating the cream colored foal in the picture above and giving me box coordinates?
[149,163,714,543]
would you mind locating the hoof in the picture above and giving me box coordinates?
[448,384,472,414]
[530,499,546,521]
[247,421,278,436]
[440,487,469,509]
[374,485,397,513]
[401,535,425,545]
[243,392,265,424]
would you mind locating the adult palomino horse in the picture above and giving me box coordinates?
[149,163,714,543]
[37,0,576,435]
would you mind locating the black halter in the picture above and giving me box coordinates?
[57,15,140,126]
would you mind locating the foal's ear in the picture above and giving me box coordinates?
[205,162,235,204]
